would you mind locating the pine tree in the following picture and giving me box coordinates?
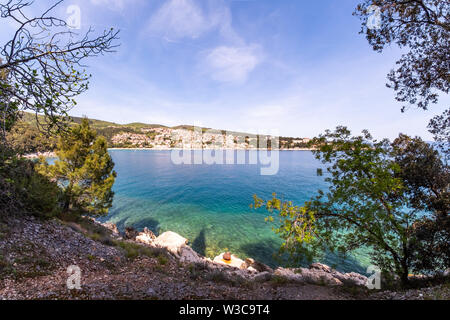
[38,118,116,216]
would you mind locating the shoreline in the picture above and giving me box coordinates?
[23,148,315,159]
[108,147,315,151]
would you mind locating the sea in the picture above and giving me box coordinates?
[99,149,371,274]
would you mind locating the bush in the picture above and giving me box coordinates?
[115,240,168,261]
[0,154,61,219]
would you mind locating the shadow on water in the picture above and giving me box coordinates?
[133,217,161,236]
[240,239,286,268]
[321,250,368,275]
[192,229,206,257]
[112,216,161,236]
[240,239,368,274]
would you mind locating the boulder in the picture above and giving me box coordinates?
[154,231,188,256]
[179,246,204,264]
[136,232,154,245]
[334,272,368,287]
[274,267,345,286]
[102,222,119,235]
[310,263,332,273]
[252,271,272,282]
[135,227,157,245]
[247,266,258,273]
[124,227,139,240]
[245,258,274,273]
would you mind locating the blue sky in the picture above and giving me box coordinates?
[1,0,448,139]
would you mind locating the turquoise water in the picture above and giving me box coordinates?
[101,150,370,273]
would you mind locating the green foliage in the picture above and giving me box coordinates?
[37,118,116,216]
[354,0,449,111]
[115,240,167,261]
[252,193,318,262]
[0,153,61,218]
[7,121,57,155]
[0,1,119,137]
[254,127,449,286]
[428,108,449,162]
[392,134,450,274]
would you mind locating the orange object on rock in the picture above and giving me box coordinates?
[223,252,232,261]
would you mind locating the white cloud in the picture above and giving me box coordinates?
[147,0,240,42]
[203,45,263,84]
[147,0,207,39]
[90,0,136,11]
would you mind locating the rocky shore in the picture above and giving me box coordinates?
[130,224,369,287]
[0,215,448,300]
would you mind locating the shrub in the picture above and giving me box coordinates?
[0,155,61,219]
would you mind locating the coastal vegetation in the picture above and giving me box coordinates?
[0,0,118,220]
[255,0,449,288]
[254,127,449,286]
[37,119,116,216]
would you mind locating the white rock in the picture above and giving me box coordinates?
[213,253,247,269]
[179,246,204,264]
[135,233,154,245]
[247,266,258,273]
[154,231,188,256]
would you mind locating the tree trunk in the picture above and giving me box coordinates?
[400,260,410,288]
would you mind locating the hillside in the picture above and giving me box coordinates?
[12,112,311,152]
[2,214,448,300]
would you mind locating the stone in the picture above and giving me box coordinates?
[179,246,204,264]
[136,232,154,245]
[247,266,258,273]
[154,231,188,256]
[143,227,156,239]
[245,258,273,273]
[136,228,157,245]
[252,271,272,282]
[102,223,119,235]
[310,263,332,273]
[124,227,138,240]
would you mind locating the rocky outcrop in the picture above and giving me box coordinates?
[124,227,139,240]
[135,227,156,244]
[135,230,205,264]
[88,221,369,288]
[245,258,273,273]
[102,222,120,236]
[273,263,368,287]
[132,228,369,288]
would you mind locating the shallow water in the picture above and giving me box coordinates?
[101,150,371,273]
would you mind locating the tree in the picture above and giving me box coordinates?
[354,0,449,112]
[428,109,450,162]
[254,127,445,286]
[392,134,449,274]
[0,57,19,142]
[0,0,119,139]
[7,121,57,155]
[37,118,116,216]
